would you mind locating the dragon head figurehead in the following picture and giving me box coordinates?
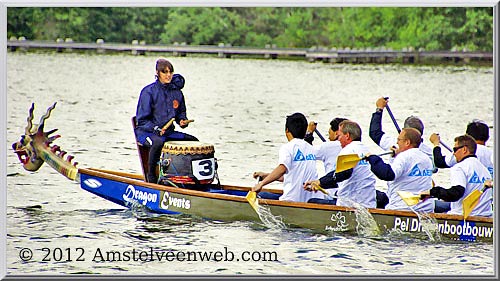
[12,103,78,180]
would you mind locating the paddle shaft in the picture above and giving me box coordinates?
[314,128,327,142]
[385,105,401,134]
[440,141,453,153]
[384,98,452,152]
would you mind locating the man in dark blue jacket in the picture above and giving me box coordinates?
[135,58,198,183]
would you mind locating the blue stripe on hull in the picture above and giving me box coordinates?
[80,173,179,215]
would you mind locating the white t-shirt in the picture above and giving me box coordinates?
[313,140,342,174]
[336,141,377,208]
[379,134,434,168]
[386,148,435,212]
[448,156,492,217]
[278,138,323,202]
[444,144,493,177]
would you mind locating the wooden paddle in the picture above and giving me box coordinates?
[246,177,262,213]
[311,182,336,200]
[463,181,493,220]
[336,151,394,173]
[397,191,425,206]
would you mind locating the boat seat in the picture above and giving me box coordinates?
[132,116,150,179]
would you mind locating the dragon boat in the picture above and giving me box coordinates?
[12,103,494,243]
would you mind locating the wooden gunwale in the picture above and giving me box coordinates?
[81,168,493,224]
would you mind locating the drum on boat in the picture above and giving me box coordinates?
[159,141,217,187]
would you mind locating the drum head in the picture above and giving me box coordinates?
[162,141,214,155]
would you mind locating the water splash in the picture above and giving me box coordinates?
[255,203,287,230]
[408,206,442,242]
[341,198,381,237]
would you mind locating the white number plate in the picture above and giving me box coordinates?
[192,158,215,180]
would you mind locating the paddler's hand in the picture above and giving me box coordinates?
[484,180,493,189]
[390,146,398,157]
[429,133,441,147]
[179,119,190,128]
[304,180,320,192]
[307,121,317,135]
[153,126,164,136]
[419,190,431,200]
[376,97,387,110]
[253,171,267,180]
[252,182,264,193]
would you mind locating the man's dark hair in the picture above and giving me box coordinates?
[330,117,348,132]
[466,120,489,142]
[455,134,477,155]
[286,113,308,139]
[403,116,424,135]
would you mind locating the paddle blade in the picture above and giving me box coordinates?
[397,191,421,206]
[246,191,259,213]
[462,190,482,220]
[336,154,362,173]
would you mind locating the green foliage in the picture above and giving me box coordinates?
[7,7,493,51]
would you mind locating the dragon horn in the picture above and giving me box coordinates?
[37,102,57,132]
[25,103,35,135]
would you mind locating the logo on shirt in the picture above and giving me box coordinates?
[293,149,316,161]
[487,167,493,177]
[468,171,487,184]
[408,164,433,177]
[172,99,179,109]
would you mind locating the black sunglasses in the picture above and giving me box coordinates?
[453,145,465,153]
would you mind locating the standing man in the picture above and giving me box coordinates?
[135,58,198,183]
[423,135,492,217]
[305,120,377,208]
[252,113,323,203]
[366,128,435,212]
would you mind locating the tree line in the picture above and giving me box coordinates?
[7,7,493,51]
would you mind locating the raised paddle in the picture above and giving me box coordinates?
[463,181,493,220]
[336,151,394,173]
[385,97,452,152]
[383,97,401,133]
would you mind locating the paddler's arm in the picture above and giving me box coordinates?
[369,97,387,146]
[426,185,465,202]
[304,121,316,145]
[317,168,353,189]
[252,165,287,193]
[430,133,450,168]
[366,154,395,181]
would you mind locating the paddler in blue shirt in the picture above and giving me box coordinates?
[135,58,198,183]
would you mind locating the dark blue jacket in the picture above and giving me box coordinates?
[135,74,188,136]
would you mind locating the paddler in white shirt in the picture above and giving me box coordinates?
[421,134,493,217]
[252,113,324,203]
[430,120,493,177]
[429,120,493,213]
[304,120,378,208]
[365,128,435,212]
[369,97,434,165]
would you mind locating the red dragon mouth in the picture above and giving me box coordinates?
[12,142,29,165]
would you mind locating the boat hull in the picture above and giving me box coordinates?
[79,168,494,243]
